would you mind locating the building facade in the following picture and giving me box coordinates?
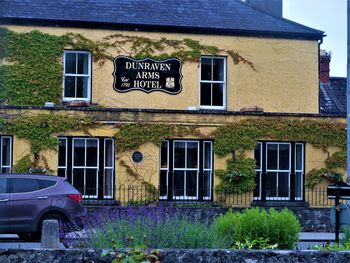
[0,0,346,206]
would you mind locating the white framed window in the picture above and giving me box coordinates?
[253,142,263,200]
[0,136,12,173]
[63,50,91,102]
[203,141,213,200]
[159,141,169,200]
[295,143,304,201]
[58,137,115,200]
[199,56,226,110]
[254,141,304,202]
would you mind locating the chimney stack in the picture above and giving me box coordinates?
[245,0,283,17]
[320,50,331,83]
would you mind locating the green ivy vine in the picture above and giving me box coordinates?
[1,113,93,171]
[214,118,346,191]
[0,28,255,106]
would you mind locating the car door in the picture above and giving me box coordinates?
[9,177,52,232]
[0,177,9,233]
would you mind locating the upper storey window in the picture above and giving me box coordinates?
[63,51,91,102]
[200,57,226,110]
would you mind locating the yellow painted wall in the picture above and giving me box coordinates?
[5,26,319,114]
[9,112,344,207]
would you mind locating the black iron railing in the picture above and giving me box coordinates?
[76,186,335,207]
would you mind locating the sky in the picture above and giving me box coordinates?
[283,0,347,77]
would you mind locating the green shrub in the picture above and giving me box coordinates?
[212,208,300,249]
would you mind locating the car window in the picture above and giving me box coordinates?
[38,179,57,189]
[9,178,41,193]
[0,178,8,194]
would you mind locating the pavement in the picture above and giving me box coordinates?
[0,233,343,250]
[0,234,65,249]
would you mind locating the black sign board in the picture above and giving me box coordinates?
[327,182,350,200]
[113,56,182,94]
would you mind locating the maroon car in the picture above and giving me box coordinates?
[0,174,84,240]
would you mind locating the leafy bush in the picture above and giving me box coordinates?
[212,208,300,249]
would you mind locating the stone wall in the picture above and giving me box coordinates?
[87,206,334,232]
[2,249,350,263]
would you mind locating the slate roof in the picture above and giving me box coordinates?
[0,0,323,39]
[320,77,347,115]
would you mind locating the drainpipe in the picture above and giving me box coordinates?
[347,0,350,183]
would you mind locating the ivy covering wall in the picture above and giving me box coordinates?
[0,28,255,106]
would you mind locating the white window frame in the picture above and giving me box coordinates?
[295,143,304,201]
[63,50,92,102]
[159,140,169,200]
[265,142,291,201]
[199,56,227,110]
[103,138,115,199]
[72,138,99,199]
[203,141,213,200]
[173,140,199,200]
[57,137,68,178]
[254,142,263,201]
[0,136,12,173]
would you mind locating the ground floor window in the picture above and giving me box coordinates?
[159,140,213,201]
[58,137,114,199]
[0,136,12,174]
[254,141,304,201]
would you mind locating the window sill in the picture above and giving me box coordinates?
[252,200,309,207]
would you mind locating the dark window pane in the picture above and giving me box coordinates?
[254,172,261,198]
[200,83,211,106]
[57,168,66,177]
[212,58,224,81]
[186,170,197,197]
[278,172,289,197]
[2,168,10,173]
[159,170,167,196]
[73,139,85,166]
[174,142,185,168]
[104,140,113,167]
[254,143,261,169]
[265,172,277,197]
[10,178,40,193]
[86,140,98,167]
[160,141,168,168]
[203,170,211,198]
[212,83,223,106]
[296,144,303,171]
[187,142,198,169]
[2,137,11,166]
[73,168,84,194]
[201,58,212,80]
[104,169,113,197]
[267,144,278,170]
[64,76,76,97]
[76,77,88,98]
[39,179,56,189]
[65,53,76,74]
[0,178,7,194]
[204,142,212,169]
[295,172,303,198]
[85,168,97,197]
[173,170,184,197]
[58,139,67,167]
[279,144,290,170]
[77,53,89,74]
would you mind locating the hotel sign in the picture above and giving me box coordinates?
[113,56,182,94]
